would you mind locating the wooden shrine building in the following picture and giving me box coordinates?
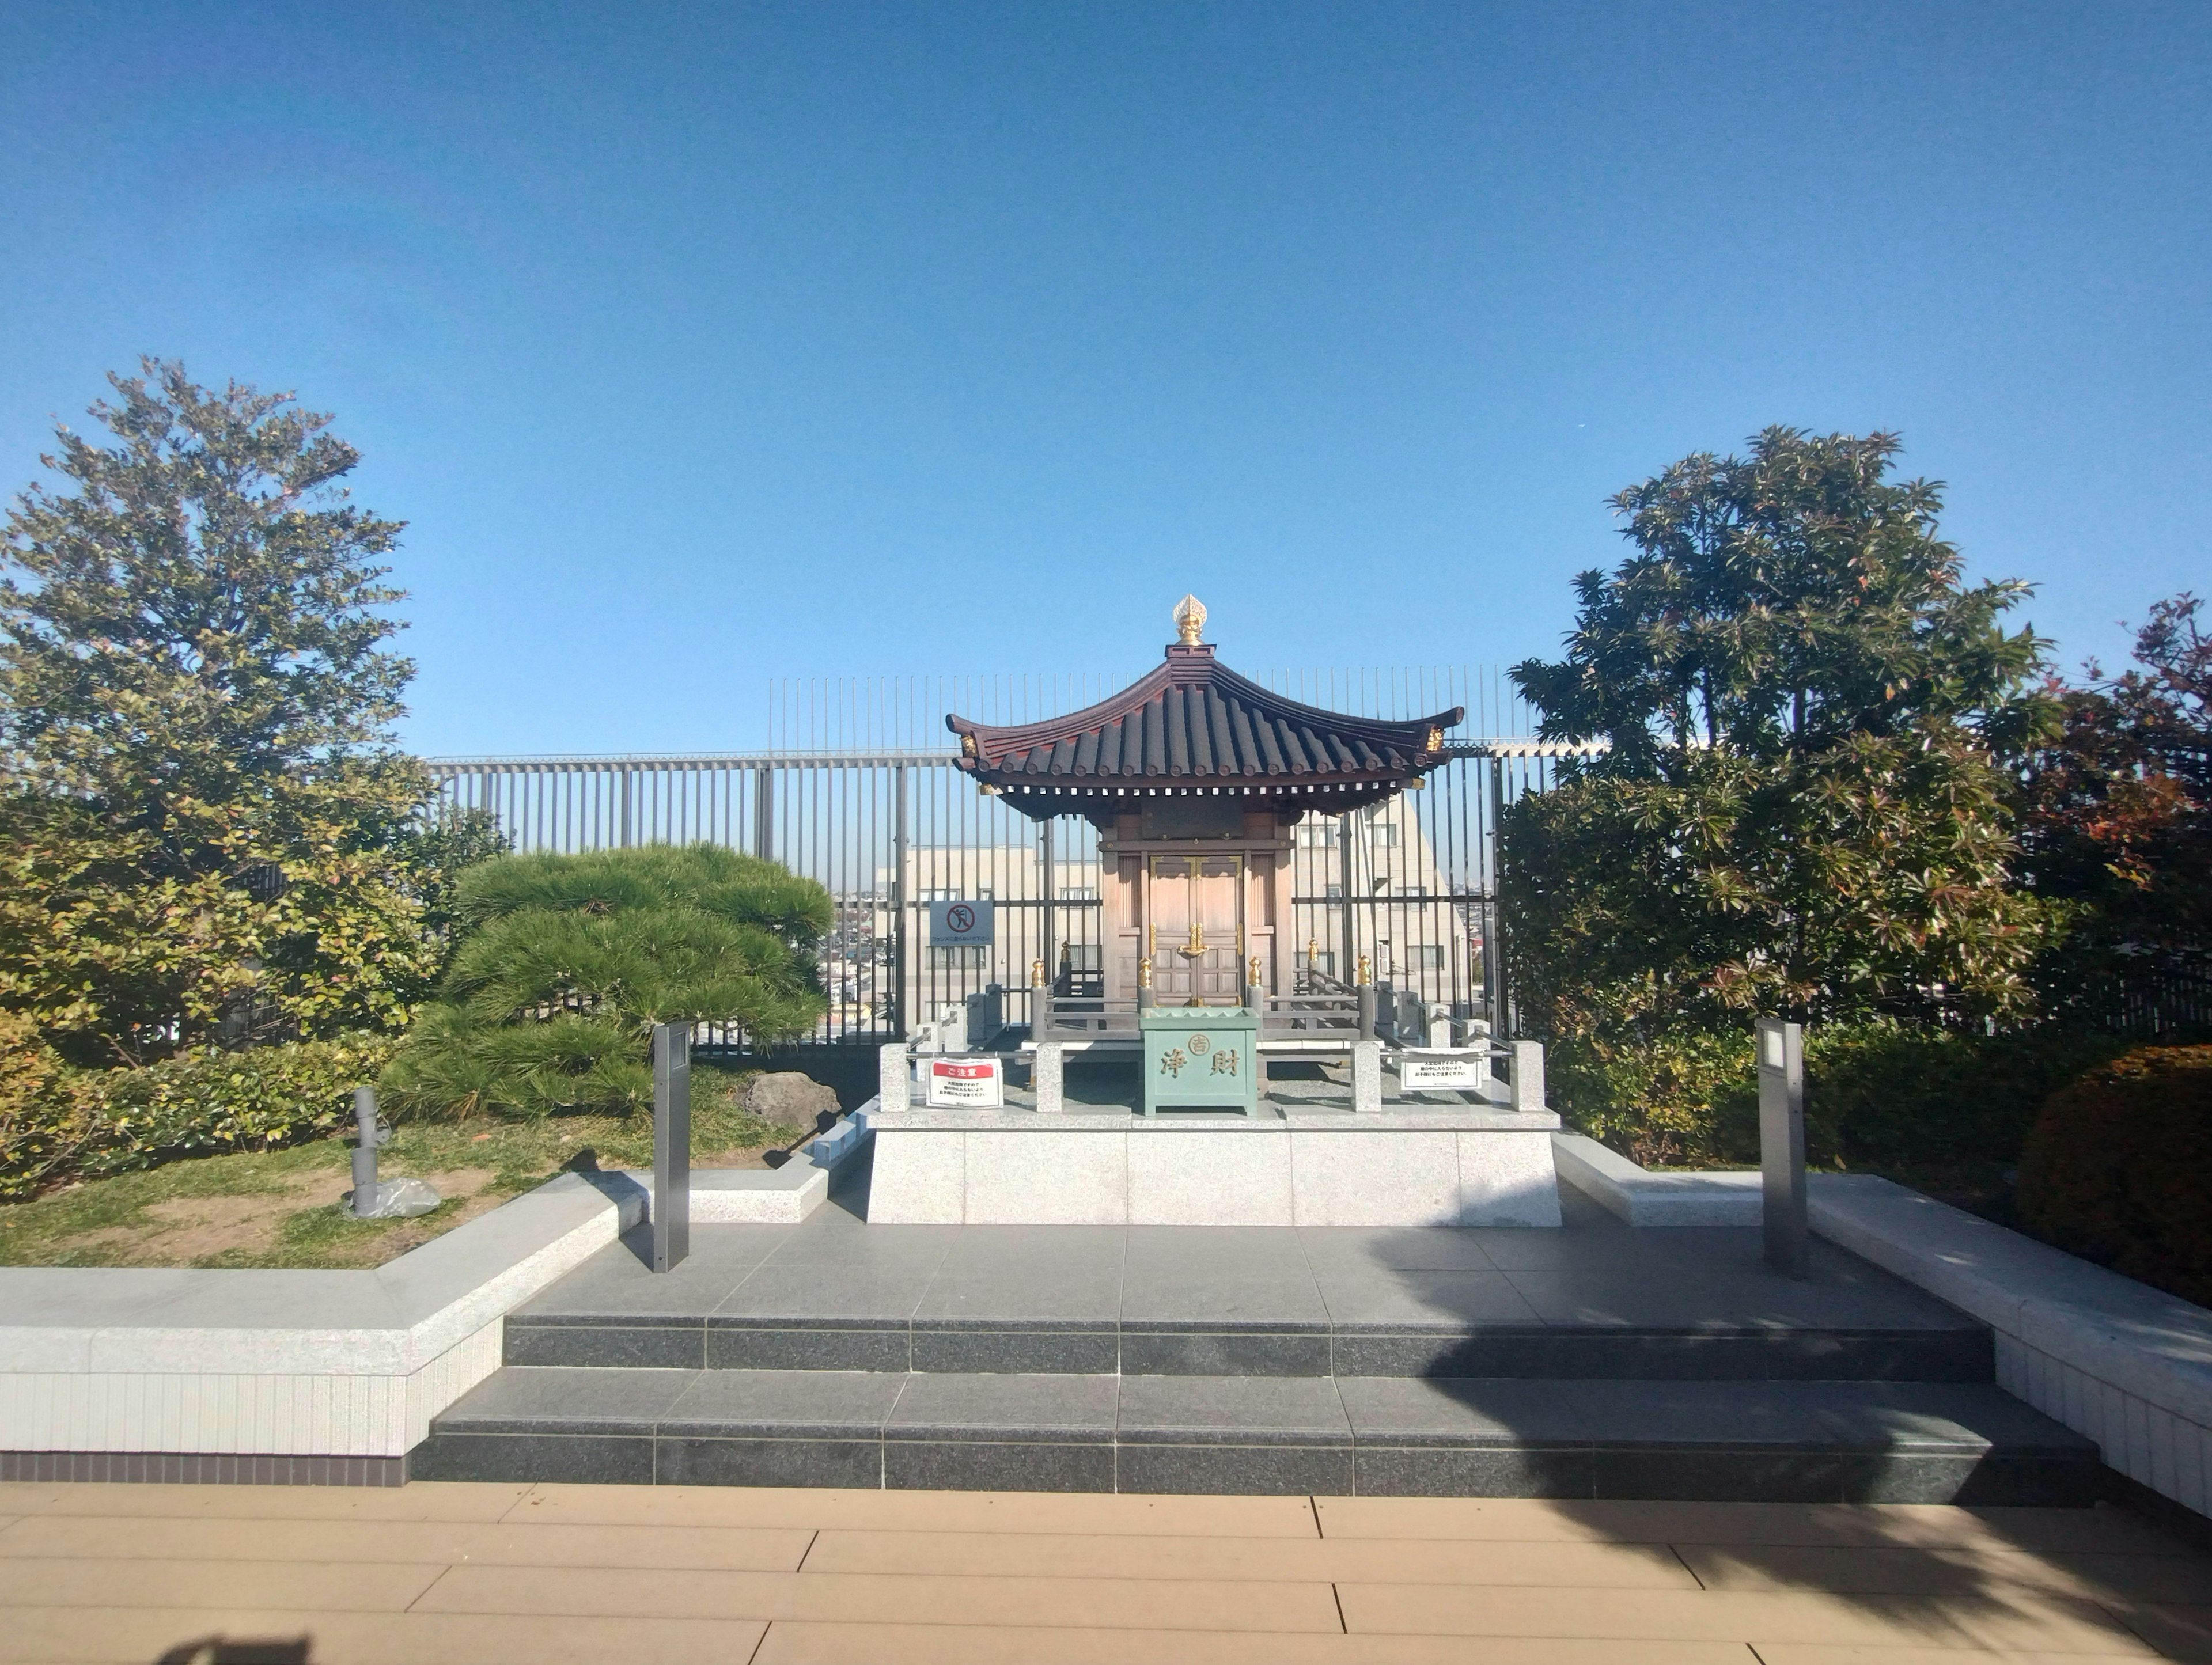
[946,596,1463,1020]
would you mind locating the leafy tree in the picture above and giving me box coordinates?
[0,361,452,1063]
[2020,594,2212,991]
[1501,429,2058,1158]
[380,843,832,1120]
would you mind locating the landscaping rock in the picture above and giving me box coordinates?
[743,1072,840,1127]
[347,1176,442,1219]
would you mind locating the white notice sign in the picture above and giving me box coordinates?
[1399,1054,1483,1091]
[929,899,994,946]
[925,1056,1004,1107]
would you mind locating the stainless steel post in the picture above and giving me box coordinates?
[1757,1018,1808,1277]
[350,1086,379,1218]
[892,763,910,1038]
[652,1023,691,1273]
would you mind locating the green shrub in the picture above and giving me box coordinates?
[2017,1045,2212,1307]
[1559,1019,2129,1173]
[382,843,831,1121]
[1548,1027,1759,1167]
[0,1029,395,1201]
[1709,1023,2129,1172]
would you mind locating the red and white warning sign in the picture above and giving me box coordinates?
[925,1055,1005,1108]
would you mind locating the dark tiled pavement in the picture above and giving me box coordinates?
[418,1366,2100,1502]
[503,1186,1993,1380]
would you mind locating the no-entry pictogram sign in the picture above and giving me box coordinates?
[928,898,994,946]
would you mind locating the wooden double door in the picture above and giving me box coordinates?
[1147,854,1245,1004]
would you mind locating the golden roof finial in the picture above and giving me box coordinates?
[1173,593,1207,646]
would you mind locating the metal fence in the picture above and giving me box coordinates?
[427,669,1580,1052]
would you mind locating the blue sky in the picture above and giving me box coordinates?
[2,2,2206,757]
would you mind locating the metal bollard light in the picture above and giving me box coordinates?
[1758,1018,1809,1277]
[350,1086,380,1218]
[651,1023,692,1273]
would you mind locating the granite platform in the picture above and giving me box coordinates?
[868,1055,1563,1227]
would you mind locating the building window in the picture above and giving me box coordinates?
[1296,822,1338,848]
[1370,823,1399,849]
[1412,945,1445,970]
[1059,886,1097,901]
[1324,883,1343,900]
[928,945,987,968]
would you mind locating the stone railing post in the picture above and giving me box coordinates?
[1034,1041,1064,1114]
[1509,1040,1546,1112]
[878,1041,911,1112]
[1352,1040,1382,1113]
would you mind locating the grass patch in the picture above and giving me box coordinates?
[0,1063,808,1270]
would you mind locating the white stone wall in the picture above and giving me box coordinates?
[0,1172,644,1459]
[865,1110,1563,1227]
[1810,1174,2211,1519]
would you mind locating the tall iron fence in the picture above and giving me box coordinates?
[428,669,1585,1052]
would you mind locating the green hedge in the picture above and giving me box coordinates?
[1,1025,395,1201]
[2018,1045,2212,1308]
[1555,1020,2129,1173]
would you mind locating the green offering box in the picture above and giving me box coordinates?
[1140,1006,1261,1116]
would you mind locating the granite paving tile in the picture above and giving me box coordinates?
[1118,1269,1330,1330]
[1118,1330,1334,1375]
[408,1432,658,1486]
[1354,1445,1600,1499]
[432,1367,698,1434]
[658,1369,906,1438]
[1117,1375,1351,1444]
[911,1328,1121,1374]
[1558,1380,1847,1448]
[654,1437,885,1489]
[707,1326,914,1371]
[927,1224,1128,1276]
[1294,1226,1498,1273]
[1122,1226,1312,1273]
[1115,1443,1354,1496]
[1800,1383,2098,1453]
[1336,1376,1593,1447]
[884,1442,1117,1493]
[761,1215,961,1269]
[710,1260,938,1326]
[1314,1268,1546,1330]
[513,1225,786,1319]
[909,1264,1124,1329]
[887,1372,1119,1443]
[504,1321,706,1370]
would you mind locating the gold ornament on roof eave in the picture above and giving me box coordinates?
[1173,594,1207,645]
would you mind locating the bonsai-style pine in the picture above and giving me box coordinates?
[381,843,831,1119]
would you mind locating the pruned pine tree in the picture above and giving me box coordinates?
[380,844,833,1119]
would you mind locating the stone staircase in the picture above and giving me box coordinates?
[411,1180,2103,1503]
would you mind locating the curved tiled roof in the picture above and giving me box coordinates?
[946,643,1461,802]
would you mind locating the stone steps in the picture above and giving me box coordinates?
[414,1367,2101,1504]
[501,1308,1994,1381]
